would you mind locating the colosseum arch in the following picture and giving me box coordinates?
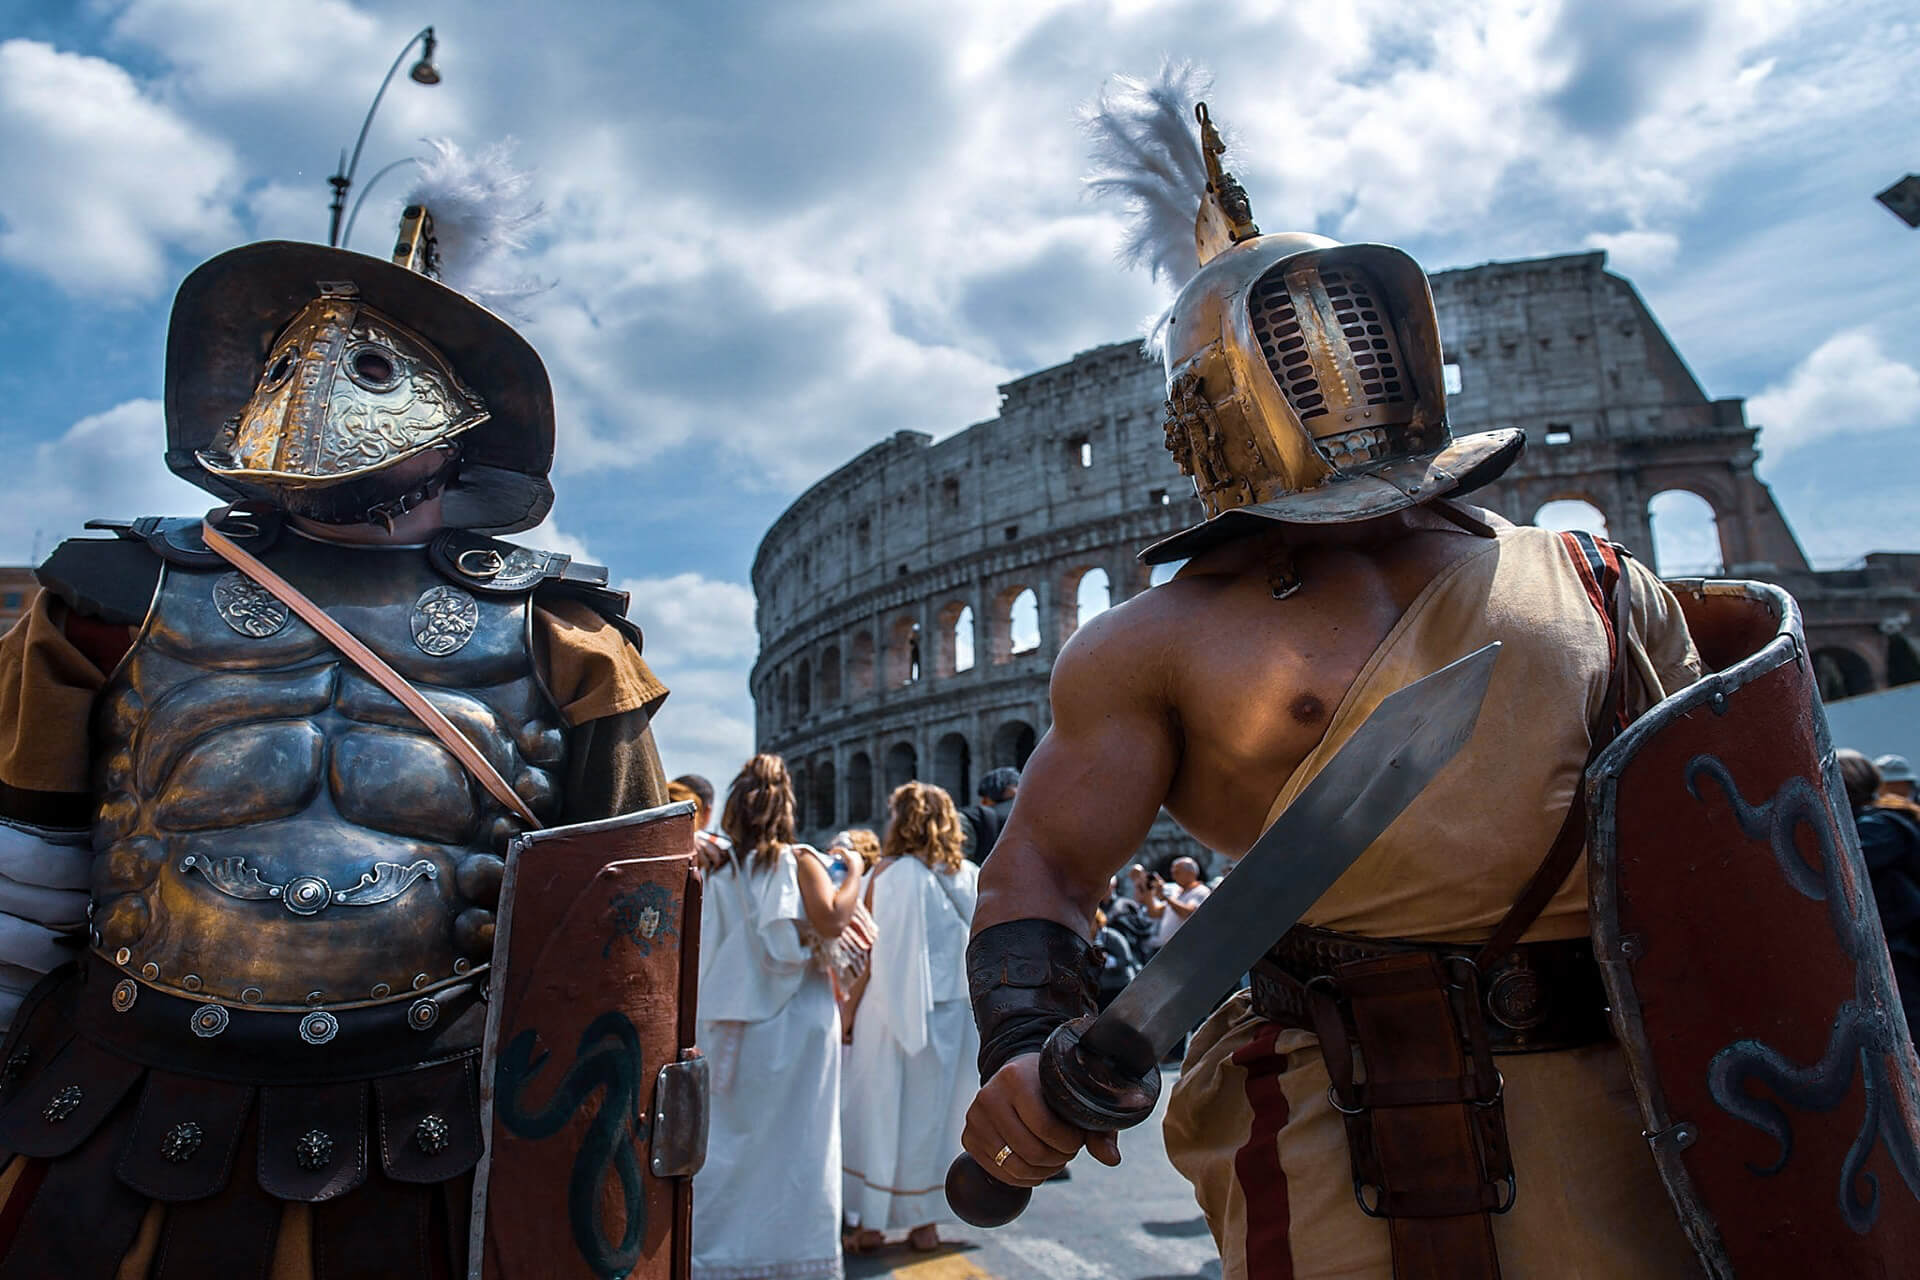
[791,759,810,830]
[934,601,974,678]
[1813,647,1876,702]
[1532,496,1610,537]
[991,719,1037,770]
[990,587,1041,663]
[849,631,875,696]
[1646,489,1722,577]
[845,751,875,823]
[777,670,791,727]
[817,646,841,707]
[885,741,918,791]
[1058,566,1111,645]
[812,757,836,832]
[795,657,812,717]
[935,732,972,801]
[886,615,922,687]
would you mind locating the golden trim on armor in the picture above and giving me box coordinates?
[411,584,479,655]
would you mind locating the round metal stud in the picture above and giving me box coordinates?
[407,997,439,1031]
[140,963,159,981]
[111,979,138,1013]
[43,1084,83,1123]
[161,1121,203,1163]
[452,958,470,975]
[412,973,430,990]
[299,1011,339,1046]
[114,947,132,966]
[182,974,202,992]
[371,983,391,999]
[295,1128,334,1172]
[241,987,263,1005]
[0,1048,29,1092]
[284,877,331,916]
[306,991,326,1006]
[415,1113,451,1156]
[190,1005,230,1039]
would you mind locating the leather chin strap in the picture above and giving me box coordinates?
[201,511,543,829]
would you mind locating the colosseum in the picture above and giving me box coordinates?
[750,249,1920,868]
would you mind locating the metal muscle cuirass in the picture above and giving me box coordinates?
[89,531,566,1014]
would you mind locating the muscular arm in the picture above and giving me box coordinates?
[961,608,1179,1183]
[972,611,1182,940]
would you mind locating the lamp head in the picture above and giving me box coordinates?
[408,28,440,85]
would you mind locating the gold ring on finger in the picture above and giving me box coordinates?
[993,1145,1013,1167]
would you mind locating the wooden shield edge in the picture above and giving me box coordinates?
[467,798,700,1280]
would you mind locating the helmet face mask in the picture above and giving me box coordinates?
[197,291,489,497]
[1144,233,1520,563]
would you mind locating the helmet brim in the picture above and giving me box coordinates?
[1138,428,1524,565]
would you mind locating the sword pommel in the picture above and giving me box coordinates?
[946,1016,1161,1228]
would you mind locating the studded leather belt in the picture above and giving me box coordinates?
[1250,925,1611,1054]
[72,954,487,1084]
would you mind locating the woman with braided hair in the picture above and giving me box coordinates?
[693,754,866,1280]
[841,781,980,1253]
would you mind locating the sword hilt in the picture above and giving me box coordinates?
[946,1015,1163,1227]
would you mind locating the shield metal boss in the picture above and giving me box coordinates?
[1590,581,1920,1277]
[472,801,703,1280]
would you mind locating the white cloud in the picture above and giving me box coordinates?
[620,573,760,787]
[0,40,239,295]
[1584,229,1680,275]
[1749,328,1920,452]
[0,399,211,563]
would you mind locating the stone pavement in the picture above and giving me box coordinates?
[845,1068,1221,1280]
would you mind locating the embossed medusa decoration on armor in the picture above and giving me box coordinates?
[1689,756,1920,1229]
[495,1011,651,1279]
[411,585,480,656]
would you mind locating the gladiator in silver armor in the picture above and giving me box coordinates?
[0,198,683,1279]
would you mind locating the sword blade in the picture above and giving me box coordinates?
[1082,642,1502,1075]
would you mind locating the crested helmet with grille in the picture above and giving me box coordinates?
[164,140,554,533]
[1086,68,1523,564]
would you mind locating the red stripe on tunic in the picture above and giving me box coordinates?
[1231,1025,1294,1280]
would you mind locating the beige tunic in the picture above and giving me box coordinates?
[1163,525,1705,1279]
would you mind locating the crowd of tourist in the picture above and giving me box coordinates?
[1841,750,1920,1037]
[685,755,992,1278]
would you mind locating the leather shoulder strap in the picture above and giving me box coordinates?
[1474,530,1631,972]
[200,515,542,829]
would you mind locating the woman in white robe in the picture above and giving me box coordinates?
[694,754,868,1280]
[841,781,979,1252]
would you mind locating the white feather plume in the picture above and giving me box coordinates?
[402,137,548,318]
[1082,61,1211,290]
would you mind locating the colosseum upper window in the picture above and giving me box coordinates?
[936,602,975,676]
[849,632,876,696]
[1008,589,1039,656]
[1074,569,1111,630]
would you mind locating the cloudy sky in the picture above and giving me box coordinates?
[3,0,1918,786]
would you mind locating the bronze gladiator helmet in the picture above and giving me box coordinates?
[164,225,555,534]
[1103,91,1523,564]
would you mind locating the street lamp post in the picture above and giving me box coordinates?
[326,26,441,248]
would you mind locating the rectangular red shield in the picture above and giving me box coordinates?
[470,801,703,1280]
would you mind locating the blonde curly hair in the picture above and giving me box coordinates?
[720,753,796,872]
[882,781,965,873]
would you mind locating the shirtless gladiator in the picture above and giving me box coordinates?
[958,83,1704,1279]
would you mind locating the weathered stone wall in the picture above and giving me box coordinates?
[751,250,1920,856]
